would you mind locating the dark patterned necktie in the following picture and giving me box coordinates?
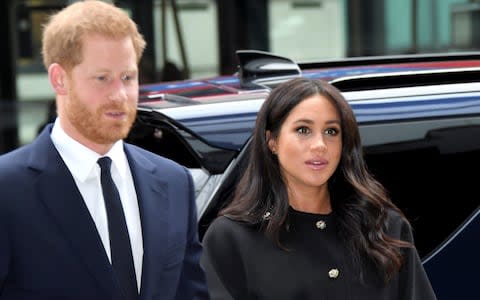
[97,157,138,300]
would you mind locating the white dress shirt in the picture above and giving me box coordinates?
[50,119,143,291]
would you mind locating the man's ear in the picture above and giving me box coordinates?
[48,63,68,95]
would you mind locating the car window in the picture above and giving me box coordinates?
[127,110,238,174]
[361,118,480,259]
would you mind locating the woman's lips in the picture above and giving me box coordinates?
[306,159,328,170]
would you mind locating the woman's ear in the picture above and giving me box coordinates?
[48,63,68,95]
[266,130,277,154]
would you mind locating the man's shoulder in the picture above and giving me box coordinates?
[0,142,34,167]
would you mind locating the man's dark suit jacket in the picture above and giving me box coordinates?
[0,125,210,300]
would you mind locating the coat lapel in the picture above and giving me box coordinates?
[125,145,170,299]
[30,126,122,299]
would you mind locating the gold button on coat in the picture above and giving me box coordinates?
[328,268,340,279]
[315,220,326,229]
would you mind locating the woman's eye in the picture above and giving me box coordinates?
[325,128,339,136]
[296,127,311,135]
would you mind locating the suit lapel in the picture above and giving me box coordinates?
[125,145,170,299]
[30,127,122,299]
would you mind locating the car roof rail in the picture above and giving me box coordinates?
[298,51,480,69]
[236,50,480,91]
[330,67,480,91]
[236,50,302,89]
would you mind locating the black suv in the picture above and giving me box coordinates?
[128,50,480,299]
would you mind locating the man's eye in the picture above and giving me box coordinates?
[122,74,137,81]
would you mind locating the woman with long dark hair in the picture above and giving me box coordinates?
[201,78,437,299]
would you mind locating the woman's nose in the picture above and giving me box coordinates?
[312,135,327,151]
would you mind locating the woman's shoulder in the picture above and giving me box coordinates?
[204,216,259,244]
[384,208,414,242]
[205,215,253,236]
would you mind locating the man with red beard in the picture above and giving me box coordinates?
[0,1,209,300]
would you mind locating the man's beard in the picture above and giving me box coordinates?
[65,89,137,145]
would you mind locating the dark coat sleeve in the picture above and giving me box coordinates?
[201,217,248,300]
[388,212,438,300]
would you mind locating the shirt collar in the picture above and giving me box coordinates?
[50,118,128,182]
